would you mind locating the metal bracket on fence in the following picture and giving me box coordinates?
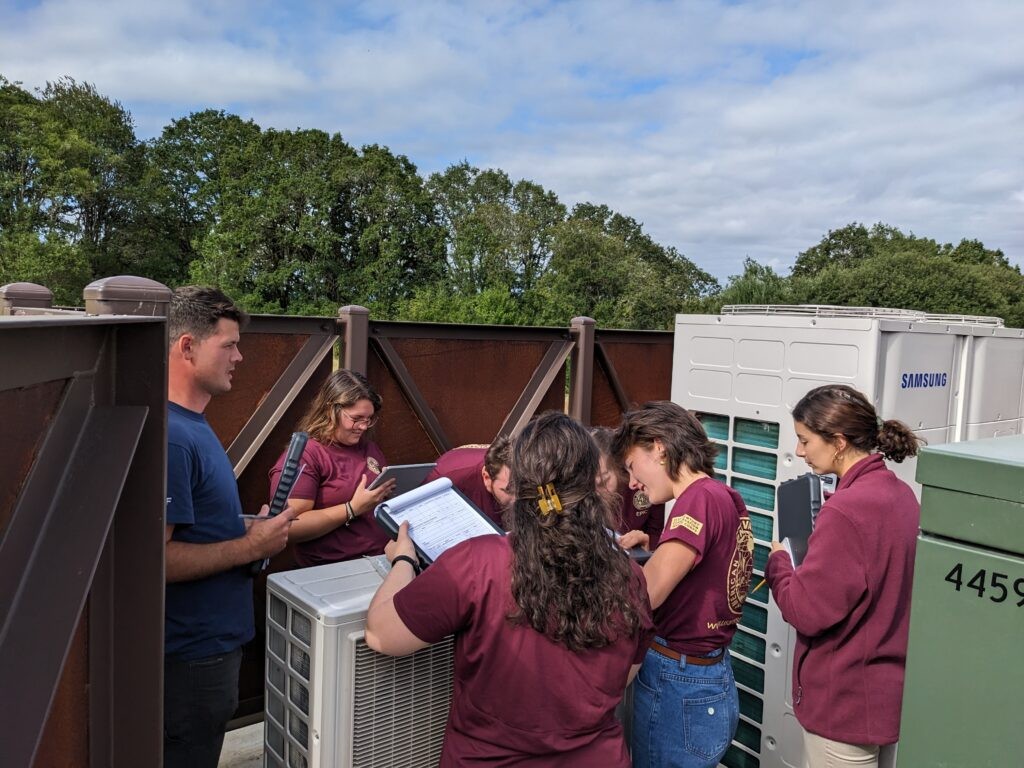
[498,338,576,438]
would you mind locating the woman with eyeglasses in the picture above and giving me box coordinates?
[268,369,397,566]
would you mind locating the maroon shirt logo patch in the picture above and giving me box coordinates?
[727,517,755,614]
[632,491,651,516]
[366,456,381,475]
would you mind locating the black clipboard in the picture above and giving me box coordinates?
[776,472,822,567]
[374,478,504,566]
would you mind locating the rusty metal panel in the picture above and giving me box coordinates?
[204,315,338,453]
[369,335,567,463]
[32,609,90,768]
[205,332,313,450]
[592,330,674,426]
[0,380,66,541]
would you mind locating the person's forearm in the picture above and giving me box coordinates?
[165,537,254,582]
[368,560,416,614]
[288,504,347,542]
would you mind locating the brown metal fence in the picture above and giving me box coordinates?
[0,276,674,764]
[0,278,169,768]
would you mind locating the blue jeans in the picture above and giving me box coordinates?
[164,647,243,768]
[631,642,739,768]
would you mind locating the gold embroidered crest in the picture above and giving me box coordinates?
[367,457,382,475]
[671,513,704,535]
[633,491,651,515]
[727,517,755,614]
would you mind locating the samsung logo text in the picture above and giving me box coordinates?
[900,372,948,389]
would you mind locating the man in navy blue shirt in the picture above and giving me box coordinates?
[164,286,296,768]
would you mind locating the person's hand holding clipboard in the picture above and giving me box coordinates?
[374,477,504,567]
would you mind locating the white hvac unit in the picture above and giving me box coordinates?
[671,305,1024,768]
[264,557,454,768]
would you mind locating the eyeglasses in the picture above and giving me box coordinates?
[335,405,377,428]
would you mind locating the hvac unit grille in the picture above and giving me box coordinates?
[351,636,454,767]
[697,411,779,768]
[267,577,456,768]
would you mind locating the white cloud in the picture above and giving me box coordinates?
[1,0,1022,282]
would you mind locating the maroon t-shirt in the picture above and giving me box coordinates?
[393,535,654,767]
[425,446,504,528]
[269,438,388,566]
[655,477,754,654]
[615,486,666,549]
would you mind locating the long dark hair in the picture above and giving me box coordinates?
[610,400,717,479]
[792,384,922,462]
[506,412,646,651]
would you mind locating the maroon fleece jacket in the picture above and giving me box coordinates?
[766,454,920,745]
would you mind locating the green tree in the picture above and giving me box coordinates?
[788,225,1024,326]
[703,258,791,312]
[135,109,262,286]
[0,76,142,299]
[190,127,359,313]
[791,222,873,278]
[189,131,446,315]
[532,205,717,329]
[40,77,144,279]
[427,162,566,298]
[340,144,446,317]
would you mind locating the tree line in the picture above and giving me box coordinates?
[2,76,1021,328]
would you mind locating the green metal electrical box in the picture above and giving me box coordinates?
[899,435,1024,768]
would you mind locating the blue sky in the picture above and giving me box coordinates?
[2,0,1022,282]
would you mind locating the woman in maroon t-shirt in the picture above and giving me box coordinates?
[612,401,754,768]
[766,385,921,768]
[365,412,655,766]
[269,369,396,566]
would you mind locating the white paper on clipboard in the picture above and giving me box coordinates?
[375,477,502,563]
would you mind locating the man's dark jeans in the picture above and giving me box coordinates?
[164,647,243,768]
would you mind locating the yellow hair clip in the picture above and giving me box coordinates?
[537,483,563,515]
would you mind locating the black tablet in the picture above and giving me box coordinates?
[367,462,437,496]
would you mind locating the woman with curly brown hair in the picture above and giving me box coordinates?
[365,412,655,766]
[766,384,922,768]
[268,369,396,566]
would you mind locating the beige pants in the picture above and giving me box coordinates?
[803,732,881,768]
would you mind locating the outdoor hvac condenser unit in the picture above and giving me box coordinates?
[264,557,454,768]
[671,305,1024,768]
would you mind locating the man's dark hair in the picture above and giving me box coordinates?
[168,286,249,344]
[484,435,512,478]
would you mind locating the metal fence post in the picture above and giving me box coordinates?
[569,316,596,425]
[82,275,172,317]
[338,305,370,374]
[81,274,170,766]
[0,282,54,315]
